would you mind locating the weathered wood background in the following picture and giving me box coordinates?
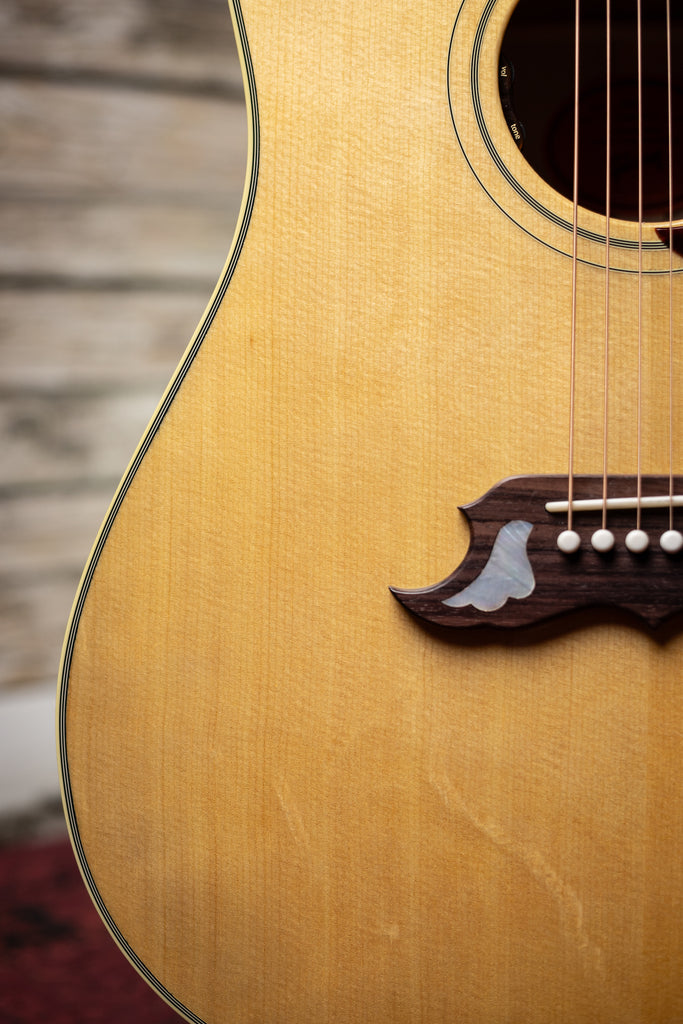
[1,0,247,695]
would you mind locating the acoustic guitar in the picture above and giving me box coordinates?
[58,0,683,1020]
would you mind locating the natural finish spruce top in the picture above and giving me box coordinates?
[59,1,683,1022]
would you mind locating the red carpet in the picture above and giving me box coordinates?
[0,838,179,1023]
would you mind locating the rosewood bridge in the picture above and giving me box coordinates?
[390,475,683,631]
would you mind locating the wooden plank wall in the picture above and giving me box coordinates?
[0,0,247,694]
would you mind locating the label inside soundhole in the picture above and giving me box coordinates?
[498,55,525,150]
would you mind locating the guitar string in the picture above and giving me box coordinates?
[666,0,675,529]
[568,3,674,538]
[601,0,612,531]
[636,0,644,531]
[567,0,581,533]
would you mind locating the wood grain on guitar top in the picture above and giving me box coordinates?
[59,1,683,1022]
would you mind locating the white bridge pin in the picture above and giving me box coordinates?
[660,529,683,554]
[591,528,615,553]
[557,529,581,553]
[625,529,649,553]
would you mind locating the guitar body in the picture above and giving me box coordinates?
[59,1,683,1021]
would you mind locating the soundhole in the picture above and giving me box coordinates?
[501,0,683,222]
